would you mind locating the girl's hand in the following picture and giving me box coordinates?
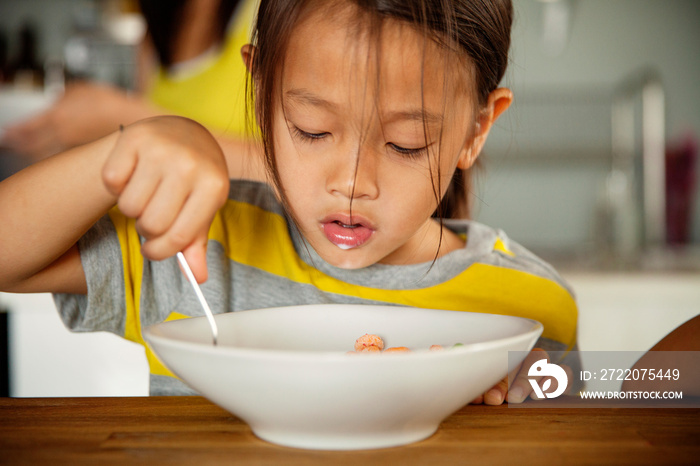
[102,116,230,283]
[471,348,573,405]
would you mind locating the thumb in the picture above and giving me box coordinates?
[181,235,209,284]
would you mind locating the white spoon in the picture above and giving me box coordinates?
[176,252,218,346]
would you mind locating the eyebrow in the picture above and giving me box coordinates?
[285,88,338,112]
[384,108,444,125]
[284,88,444,125]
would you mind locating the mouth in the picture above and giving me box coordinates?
[320,214,375,250]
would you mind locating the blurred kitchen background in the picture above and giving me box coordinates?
[0,0,698,397]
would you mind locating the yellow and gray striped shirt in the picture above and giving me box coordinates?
[55,180,578,395]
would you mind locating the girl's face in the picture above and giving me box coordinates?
[273,6,484,269]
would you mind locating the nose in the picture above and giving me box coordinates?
[326,145,380,201]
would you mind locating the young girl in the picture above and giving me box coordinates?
[0,0,578,402]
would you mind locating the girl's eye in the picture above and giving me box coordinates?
[388,143,428,158]
[292,126,329,142]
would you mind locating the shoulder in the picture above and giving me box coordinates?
[445,219,574,296]
[442,220,578,349]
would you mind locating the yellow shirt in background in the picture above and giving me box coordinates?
[146,0,257,136]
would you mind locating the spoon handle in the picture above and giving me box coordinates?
[176,252,218,346]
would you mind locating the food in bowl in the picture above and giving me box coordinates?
[144,304,542,450]
[354,333,385,352]
[350,334,448,354]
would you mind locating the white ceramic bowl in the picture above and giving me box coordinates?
[144,304,542,450]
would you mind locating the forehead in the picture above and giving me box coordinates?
[281,4,473,114]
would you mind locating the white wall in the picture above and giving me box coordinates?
[1,292,148,397]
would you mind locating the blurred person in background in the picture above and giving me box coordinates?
[622,314,700,397]
[0,0,263,180]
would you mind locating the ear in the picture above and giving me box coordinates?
[457,88,513,169]
[240,44,255,72]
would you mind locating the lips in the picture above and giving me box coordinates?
[321,214,375,249]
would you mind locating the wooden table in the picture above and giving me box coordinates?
[1,397,698,465]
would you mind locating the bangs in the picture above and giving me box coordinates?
[247,0,508,222]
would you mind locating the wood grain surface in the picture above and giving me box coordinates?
[1,396,698,465]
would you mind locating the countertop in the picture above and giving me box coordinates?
[1,396,698,465]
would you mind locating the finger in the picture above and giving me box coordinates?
[483,376,508,405]
[506,348,549,403]
[140,184,221,263]
[508,376,537,404]
[478,361,523,406]
[117,162,162,222]
[136,173,190,239]
[181,236,209,284]
[470,393,484,405]
[102,132,138,196]
[480,353,530,405]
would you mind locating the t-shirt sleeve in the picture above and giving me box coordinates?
[494,227,576,299]
[53,214,127,336]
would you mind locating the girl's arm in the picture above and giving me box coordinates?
[0,134,118,294]
[0,116,230,294]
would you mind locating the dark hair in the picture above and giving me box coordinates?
[248,0,512,220]
[138,0,242,68]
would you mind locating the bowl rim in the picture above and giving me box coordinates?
[143,305,544,363]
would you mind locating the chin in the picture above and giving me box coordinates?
[321,248,376,270]
[327,257,372,270]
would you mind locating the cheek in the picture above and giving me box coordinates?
[270,122,309,208]
[383,165,440,215]
[432,137,468,195]
[415,150,455,203]
[272,123,306,182]
[274,149,323,214]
